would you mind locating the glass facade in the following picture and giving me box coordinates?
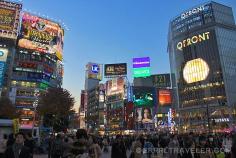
[168,2,236,132]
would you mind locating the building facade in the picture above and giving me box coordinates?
[168,2,236,133]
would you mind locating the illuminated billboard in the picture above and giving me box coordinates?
[133,87,154,107]
[106,77,125,96]
[159,90,172,105]
[0,48,8,62]
[86,62,102,80]
[133,67,150,78]
[0,62,6,87]
[133,57,150,68]
[18,12,64,60]
[136,107,153,123]
[152,74,171,88]
[0,1,22,39]
[104,63,127,76]
[183,58,210,84]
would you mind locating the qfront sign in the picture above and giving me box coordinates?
[177,32,210,51]
[181,5,205,20]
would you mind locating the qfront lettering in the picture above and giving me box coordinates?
[181,6,205,19]
[177,32,210,51]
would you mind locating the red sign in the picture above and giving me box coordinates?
[159,90,172,105]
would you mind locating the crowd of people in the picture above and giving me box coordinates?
[0,129,236,158]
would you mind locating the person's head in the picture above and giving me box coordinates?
[199,136,207,146]
[88,135,98,145]
[15,132,25,145]
[142,108,152,120]
[76,129,88,140]
[3,134,8,140]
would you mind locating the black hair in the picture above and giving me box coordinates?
[15,132,25,139]
[76,129,88,140]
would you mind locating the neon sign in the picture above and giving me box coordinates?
[177,32,210,51]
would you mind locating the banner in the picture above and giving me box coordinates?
[0,48,8,62]
[133,57,150,68]
[152,74,171,88]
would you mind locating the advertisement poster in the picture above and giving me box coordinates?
[0,62,6,88]
[0,1,22,39]
[104,63,127,76]
[18,12,64,60]
[86,62,102,80]
[136,107,153,124]
[106,77,125,96]
[159,90,172,105]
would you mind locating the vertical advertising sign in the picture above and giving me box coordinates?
[0,1,22,39]
[132,57,151,78]
[0,48,8,89]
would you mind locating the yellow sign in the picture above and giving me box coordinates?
[12,119,20,134]
[177,32,210,51]
[183,58,209,84]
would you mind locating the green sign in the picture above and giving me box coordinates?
[133,67,151,78]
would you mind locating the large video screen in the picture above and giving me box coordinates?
[133,87,154,107]
[136,107,153,123]
[159,89,172,105]
[18,12,64,60]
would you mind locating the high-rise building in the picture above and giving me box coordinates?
[9,12,64,130]
[0,1,22,97]
[168,2,236,132]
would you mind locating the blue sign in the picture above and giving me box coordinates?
[0,62,6,87]
[91,64,99,74]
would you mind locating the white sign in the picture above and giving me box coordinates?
[181,5,205,19]
[0,48,8,62]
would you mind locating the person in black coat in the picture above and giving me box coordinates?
[111,135,127,158]
[4,132,30,158]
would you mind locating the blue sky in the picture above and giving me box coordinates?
[21,0,236,110]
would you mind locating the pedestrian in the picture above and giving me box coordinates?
[111,135,127,158]
[88,135,102,158]
[70,129,89,157]
[24,133,35,158]
[50,134,64,158]
[130,136,142,158]
[222,134,232,158]
[4,132,30,158]
[0,134,7,158]
[168,134,179,158]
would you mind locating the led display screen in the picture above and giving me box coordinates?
[133,87,154,107]
[133,67,151,78]
[159,90,172,105]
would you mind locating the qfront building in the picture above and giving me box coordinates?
[168,2,236,133]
